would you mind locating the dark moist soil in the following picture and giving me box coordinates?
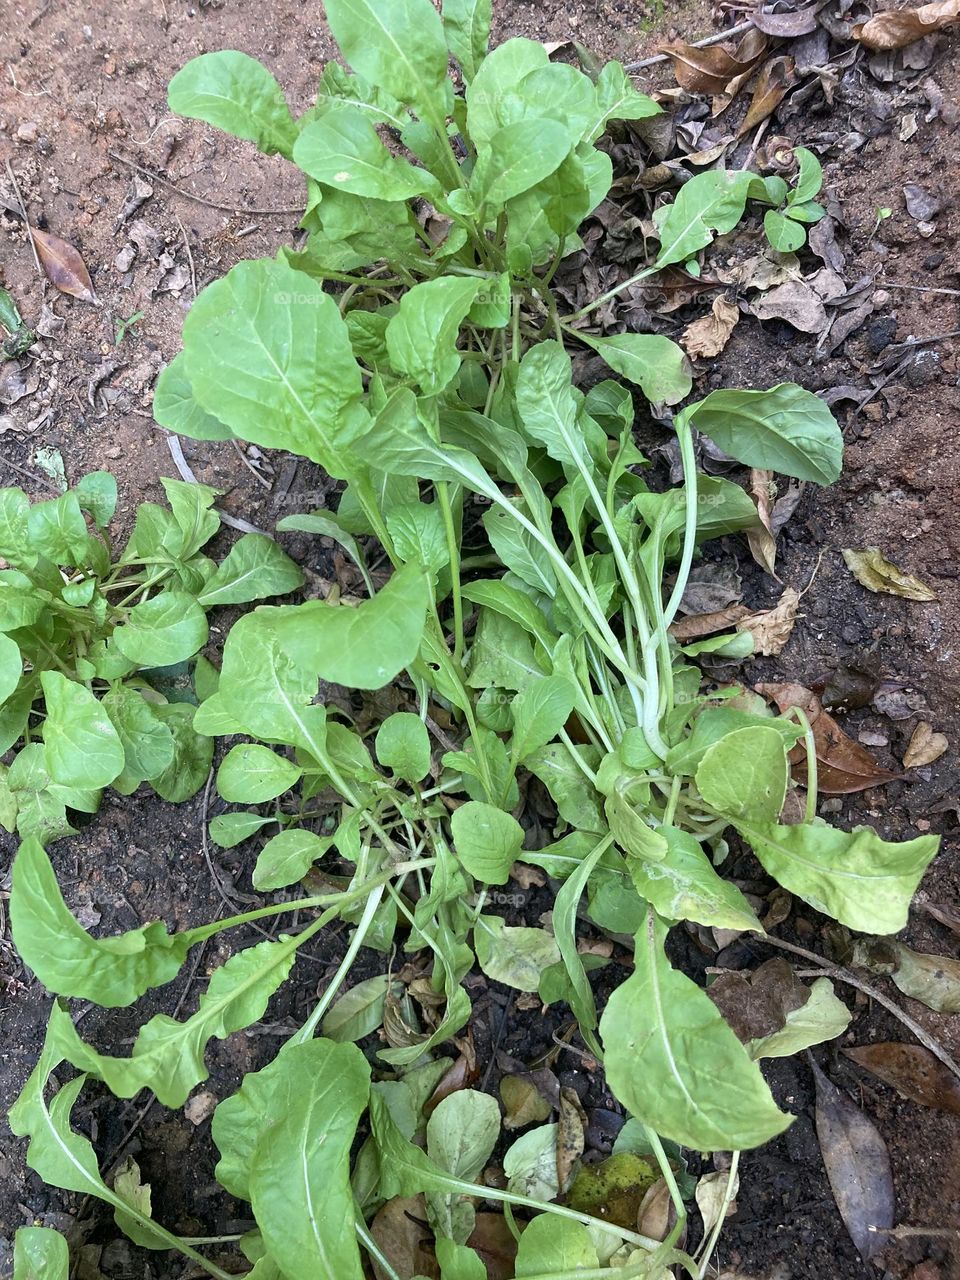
[1,2,958,1278]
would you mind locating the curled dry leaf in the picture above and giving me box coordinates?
[842,548,938,601]
[810,1057,894,1261]
[853,0,960,49]
[659,29,767,95]
[751,4,823,36]
[499,1074,553,1130]
[736,56,798,137]
[737,586,800,656]
[758,681,897,793]
[925,901,960,935]
[696,1167,740,1239]
[681,294,740,359]
[753,281,828,334]
[844,1043,960,1115]
[746,468,778,578]
[903,720,948,768]
[669,604,751,642]
[556,1086,587,1193]
[30,226,98,305]
[708,957,808,1042]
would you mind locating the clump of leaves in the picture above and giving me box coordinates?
[9,3,940,1278]
[762,147,825,252]
[0,475,302,841]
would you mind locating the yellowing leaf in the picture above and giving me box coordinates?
[842,548,937,601]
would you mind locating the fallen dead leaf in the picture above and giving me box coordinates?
[925,901,960,935]
[681,293,740,358]
[678,561,743,615]
[708,958,808,1042]
[659,30,767,95]
[467,1213,521,1280]
[370,1195,439,1280]
[842,548,938,601]
[853,0,960,49]
[844,1043,960,1115]
[737,586,800,655]
[903,721,948,768]
[811,1057,894,1261]
[638,1178,676,1242]
[556,1086,587,1194]
[752,280,827,333]
[500,1074,553,1130]
[669,605,752,642]
[696,1168,740,1238]
[736,56,797,137]
[746,468,779,577]
[751,3,823,35]
[758,681,897,793]
[31,226,98,305]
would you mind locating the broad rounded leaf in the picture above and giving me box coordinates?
[375,711,431,782]
[294,108,438,200]
[680,383,842,485]
[600,909,791,1150]
[386,277,483,396]
[0,630,22,705]
[198,533,304,607]
[451,801,524,885]
[112,591,208,667]
[153,353,234,441]
[696,724,788,822]
[253,829,333,891]
[474,915,560,991]
[217,743,302,804]
[628,826,763,933]
[580,332,692,406]
[322,975,391,1043]
[14,1226,69,1280]
[515,1215,598,1275]
[471,119,572,206]
[40,672,124,790]
[168,50,297,156]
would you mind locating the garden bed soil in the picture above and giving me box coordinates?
[0,2,958,1278]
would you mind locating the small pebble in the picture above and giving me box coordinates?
[16,121,38,143]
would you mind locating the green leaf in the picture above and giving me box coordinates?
[217,614,323,744]
[461,579,556,651]
[605,785,669,863]
[386,502,450,576]
[443,0,491,81]
[75,472,117,529]
[734,821,939,934]
[0,571,46,631]
[102,686,176,784]
[679,383,842,485]
[159,477,220,558]
[53,937,300,1107]
[0,630,22,706]
[322,975,392,1042]
[427,1089,501,1240]
[763,209,806,253]
[790,146,823,205]
[253,829,333,891]
[153,352,234,441]
[451,802,523,885]
[149,703,213,803]
[294,107,438,200]
[26,493,89,564]
[654,169,754,270]
[113,591,208,667]
[474,915,561,992]
[217,743,302,804]
[526,741,605,833]
[665,706,802,777]
[386,277,483,396]
[209,812,272,848]
[466,38,549,146]
[14,1226,69,1280]
[591,60,660,139]
[577,332,692,406]
[510,675,577,762]
[695,725,788,823]
[600,909,791,1151]
[515,340,597,470]
[503,1124,559,1201]
[0,487,31,561]
[481,508,556,596]
[784,198,824,224]
[515,1215,599,1275]
[627,826,762,933]
[11,838,193,1006]
[275,563,431,690]
[324,0,451,121]
[40,672,124,790]
[375,711,431,782]
[168,50,297,157]
[551,839,607,1041]
[749,978,851,1059]
[436,1239,486,1280]
[471,120,571,207]
[181,259,368,476]
[198,533,304,606]
[249,1039,369,1280]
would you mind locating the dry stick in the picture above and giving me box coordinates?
[174,210,198,298]
[624,18,757,72]
[879,280,960,297]
[0,451,61,493]
[107,150,303,217]
[762,934,960,1082]
[3,159,42,277]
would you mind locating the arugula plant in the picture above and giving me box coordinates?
[0,474,303,842]
[9,3,939,1278]
[761,146,825,253]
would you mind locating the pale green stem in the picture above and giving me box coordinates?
[696,1151,740,1279]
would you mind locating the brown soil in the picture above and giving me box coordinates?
[0,2,958,1279]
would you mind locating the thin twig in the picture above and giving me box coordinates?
[761,934,960,1083]
[231,438,272,489]
[174,211,197,298]
[0,452,62,493]
[879,280,960,297]
[108,150,303,217]
[4,159,42,277]
[624,18,756,72]
[740,117,771,172]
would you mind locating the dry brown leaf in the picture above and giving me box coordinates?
[757,681,897,793]
[853,0,960,49]
[842,548,938,601]
[746,468,779,577]
[681,294,740,358]
[370,1196,439,1280]
[659,29,767,94]
[467,1214,521,1280]
[751,4,823,35]
[30,226,98,305]
[752,281,827,333]
[669,605,751,642]
[737,586,800,656]
[708,958,809,1042]
[556,1086,587,1194]
[736,56,798,137]
[844,1043,960,1115]
[499,1074,553,1130]
[889,944,960,1013]
[637,1178,674,1242]
[903,721,948,768]
[925,901,960,934]
[811,1058,894,1261]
